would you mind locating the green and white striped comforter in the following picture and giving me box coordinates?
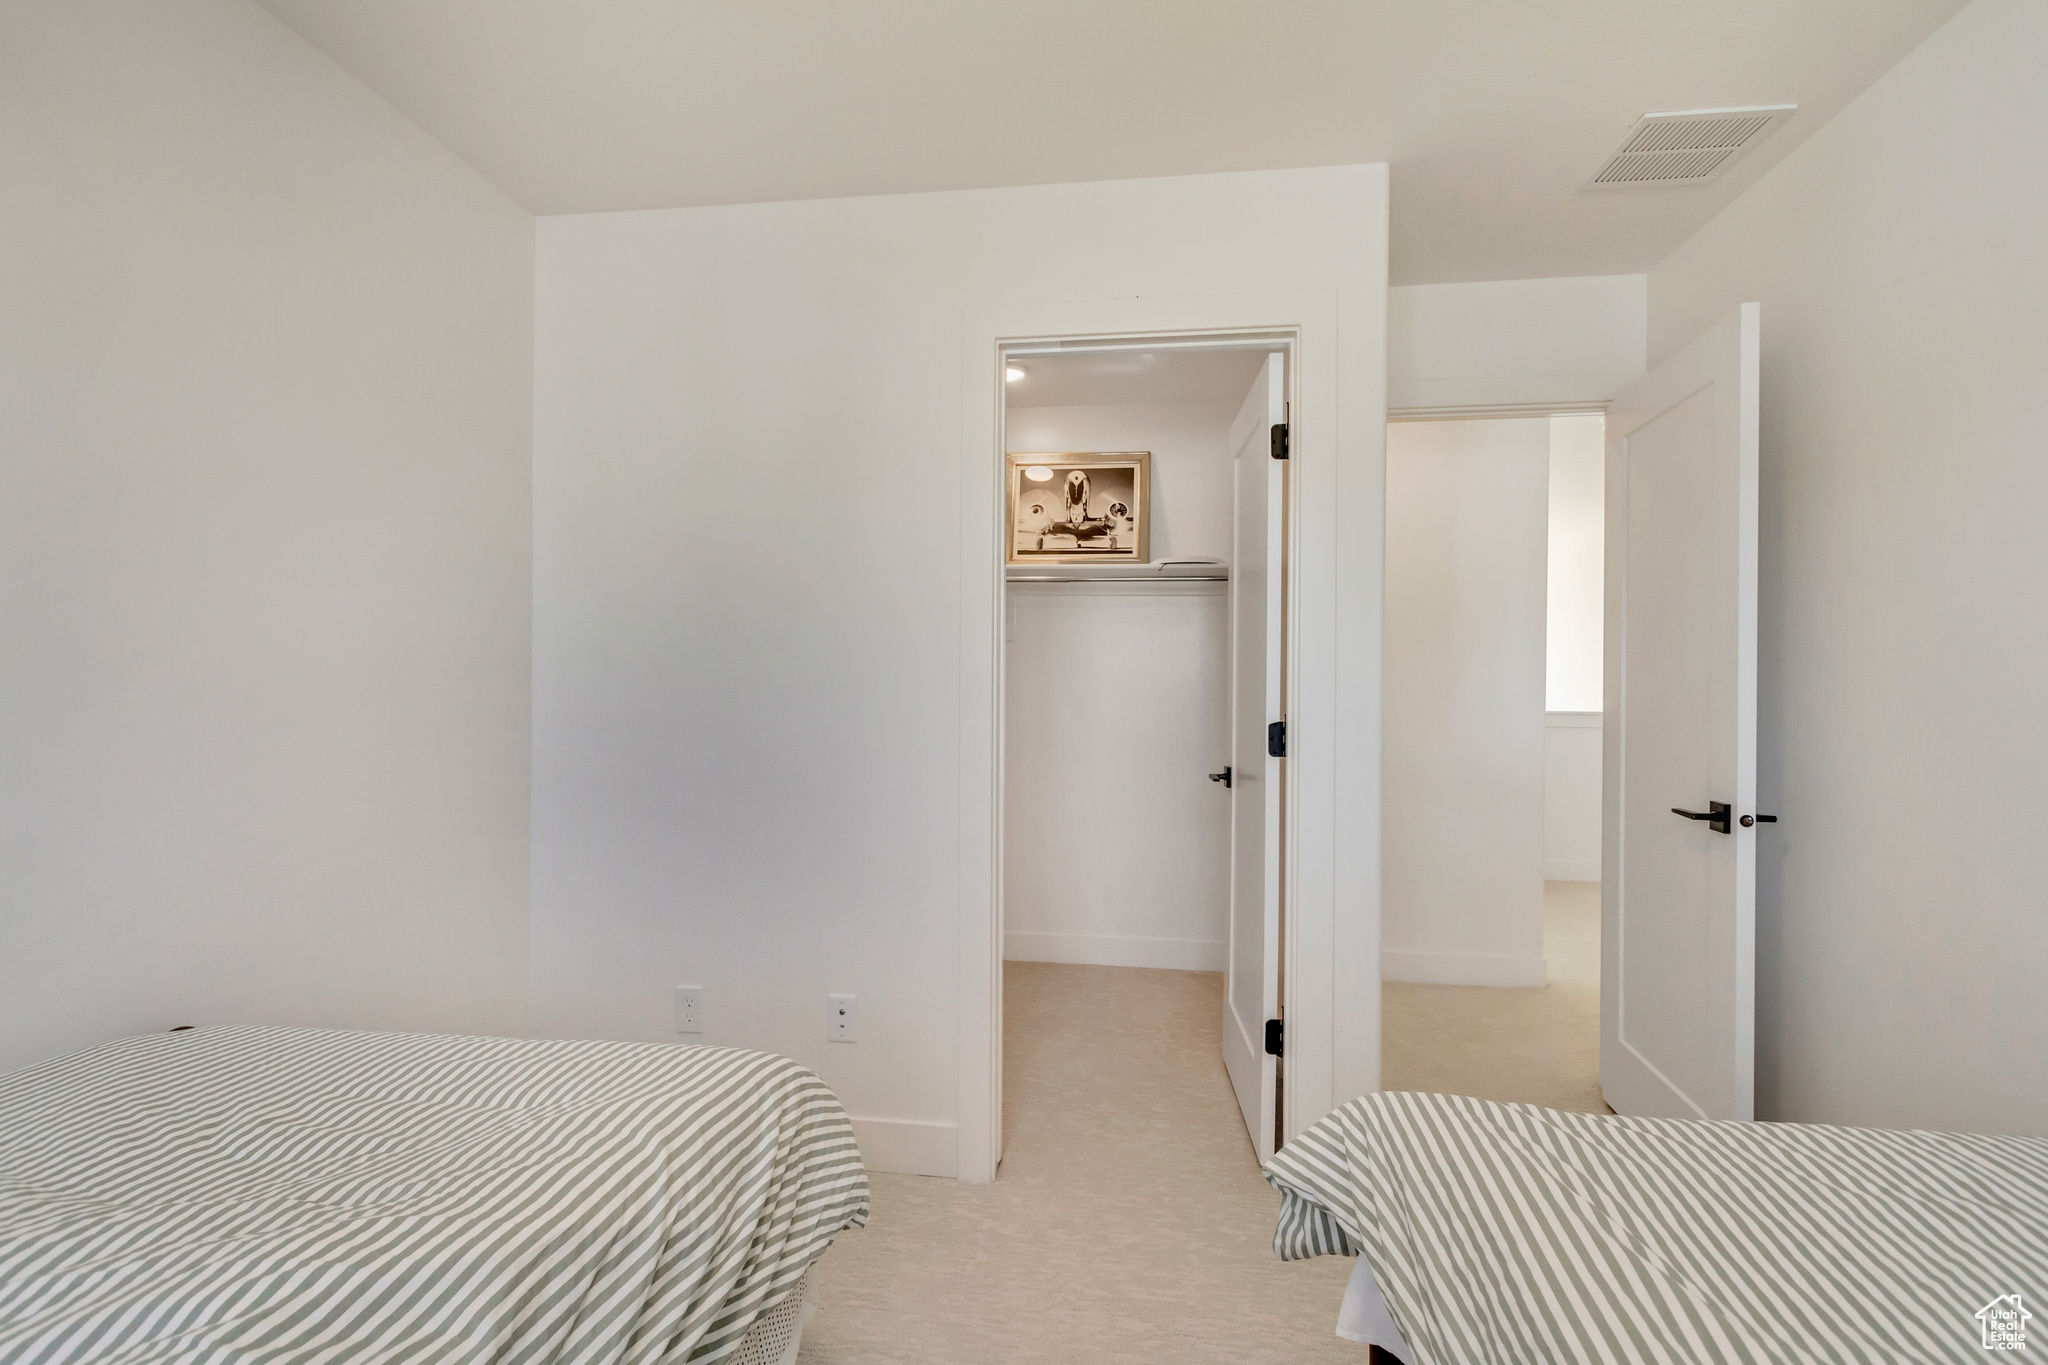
[1267,1091,2048,1364]
[0,1028,870,1364]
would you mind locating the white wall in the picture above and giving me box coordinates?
[1647,0,2048,1134]
[1003,403,1236,972]
[0,0,536,1074]
[1004,583,1229,970]
[1382,418,1549,986]
[531,166,1385,1177]
[1384,285,1631,909]
[1544,413,1605,883]
[1546,413,1605,713]
[1544,714,1603,883]
[1388,275,1646,414]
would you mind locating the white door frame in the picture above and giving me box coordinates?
[1381,393,1638,1084]
[958,290,1380,1183]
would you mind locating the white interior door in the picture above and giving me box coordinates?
[1601,303,1761,1121]
[1223,353,1285,1160]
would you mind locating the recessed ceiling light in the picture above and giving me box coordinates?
[1006,364,1027,382]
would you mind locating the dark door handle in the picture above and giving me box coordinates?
[1671,801,1733,834]
[1209,767,1232,788]
[1739,813,1777,827]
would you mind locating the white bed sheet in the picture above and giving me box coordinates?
[1336,1256,1416,1357]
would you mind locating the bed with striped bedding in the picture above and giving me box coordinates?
[0,1027,870,1363]
[1266,1090,2048,1364]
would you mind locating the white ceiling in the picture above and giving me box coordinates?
[1006,348,1270,410]
[256,0,1966,284]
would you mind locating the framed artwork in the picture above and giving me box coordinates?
[1006,451,1151,564]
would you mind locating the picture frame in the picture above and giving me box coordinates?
[1006,451,1151,565]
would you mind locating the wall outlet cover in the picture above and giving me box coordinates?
[828,993,856,1043]
[675,986,703,1034]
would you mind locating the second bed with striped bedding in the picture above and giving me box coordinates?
[1266,1090,2048,1364]
[0,1027,870,1363]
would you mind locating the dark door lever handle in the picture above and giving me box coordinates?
[1739,813,1777,827]
[1671,801,1733,834]
[1209,767,1232,789]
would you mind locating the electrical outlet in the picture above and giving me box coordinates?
[828,993,856,1043]
[675,986,704,1034]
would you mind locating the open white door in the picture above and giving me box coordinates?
[1223,353,1286,1160]
[1601,303,1761,1122]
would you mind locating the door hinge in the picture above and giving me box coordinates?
[1267,720,1286,758]
[1270,423,1290,460]
[1264,1018,1284,1057]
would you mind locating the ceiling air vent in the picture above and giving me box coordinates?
[1585,105,1795,188]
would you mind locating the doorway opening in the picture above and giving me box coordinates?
[1378,410,1612,1114]
[994,334,1296,1173]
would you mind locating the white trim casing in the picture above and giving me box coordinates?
[1388,381,1638,417]
[1389,400,1612,422]
[960,274,1387,1182]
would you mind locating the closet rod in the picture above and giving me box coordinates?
[1005,574,1228,583]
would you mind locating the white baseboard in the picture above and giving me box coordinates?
[1004,931,1225,972]
[1383,949,1548,987]
[849,1117,957,1178]
[1544,859,1601,882]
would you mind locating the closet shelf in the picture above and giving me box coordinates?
[1005,561,1228,583]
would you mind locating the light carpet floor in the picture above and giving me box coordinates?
[801,882,1605,1360]
[799,962,1356,1363]
[1382,881,1611,1114]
